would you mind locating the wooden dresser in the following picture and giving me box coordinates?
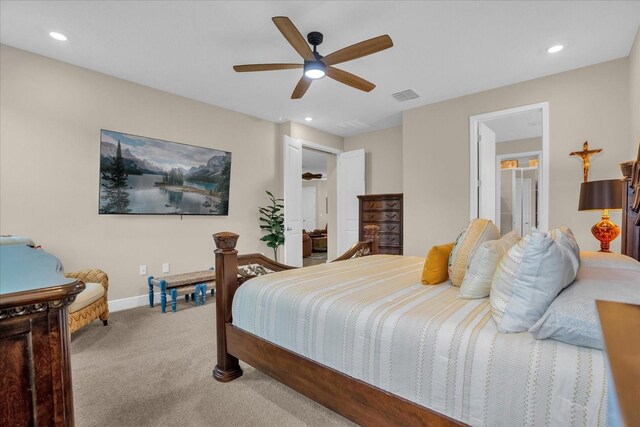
[358,193,403,255]
[0,279,84,426]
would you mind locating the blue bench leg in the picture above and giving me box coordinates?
[201,283,207,305]
[171,288,177,313]
[185,294,190,302]
[148,276,155,307]
[160,280,167,313]
[194,285,201,306]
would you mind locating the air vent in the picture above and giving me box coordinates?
[391,89,420,102]
[337,119,371,131]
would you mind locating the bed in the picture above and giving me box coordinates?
[212,166,640,426]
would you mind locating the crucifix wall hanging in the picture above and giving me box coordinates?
[570,141,602,182]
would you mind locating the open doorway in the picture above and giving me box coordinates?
[469,102,549,233]
[282,136,364,267]
[302,148,330,266]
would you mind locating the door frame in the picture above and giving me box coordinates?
[469,102,550,231]
[283,137,343,259]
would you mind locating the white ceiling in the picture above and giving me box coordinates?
[485,109,542,143]
[1,1,639,137]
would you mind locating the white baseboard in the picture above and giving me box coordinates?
[108,293,158,312]
[108,289,214,312]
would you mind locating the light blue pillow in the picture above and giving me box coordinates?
[529,266,640,349]
[491,228,579,332]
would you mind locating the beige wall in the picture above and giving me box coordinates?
[0,45,342,300]
[344,126,403,195]
[403,58,630,256]
[496,137,542,156]
[290,122,343,152]
[630,26,640,158]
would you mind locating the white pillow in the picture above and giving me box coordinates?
[459,231,520,299]
[448,218,500,287]
[490,227,580,333]
[548,225,580,270]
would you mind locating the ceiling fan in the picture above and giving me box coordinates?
[302,172,323,180]
[233,16,393,99]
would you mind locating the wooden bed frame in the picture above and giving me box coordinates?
[212,225,463,426]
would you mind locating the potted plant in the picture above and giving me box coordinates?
[259,191,285,261]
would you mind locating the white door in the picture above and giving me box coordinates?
[302,186,316,231]
[283,136,303,266]
[337,149,365,255]
[513,176,533,235]
[513,175,522,235]
[478,122,496,222]
[522,178,532,234]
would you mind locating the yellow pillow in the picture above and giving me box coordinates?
[421,243,455,285]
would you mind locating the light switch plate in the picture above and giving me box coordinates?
[162,263,170,273]
[139,265,147,276]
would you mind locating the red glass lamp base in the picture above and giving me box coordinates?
[591,210,620,253]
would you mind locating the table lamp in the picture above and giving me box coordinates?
[578,179,623,252]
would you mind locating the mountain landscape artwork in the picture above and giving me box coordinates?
[99,130,231,215]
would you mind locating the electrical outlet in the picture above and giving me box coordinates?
[139,265,147,276]
[162,263,170,273]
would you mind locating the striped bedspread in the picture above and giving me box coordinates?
[232,255,608,426]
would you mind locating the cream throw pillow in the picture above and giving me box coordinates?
[448,218,500,287]
[490,227,580,333]
[458,231,520,299]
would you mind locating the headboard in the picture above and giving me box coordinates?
[621,146,640,261]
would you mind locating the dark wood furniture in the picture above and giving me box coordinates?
[0,279,84,427]
[621,175,640,261]
[212,226,464,426]
[596,300,640,427]
[302,233,312,258]
[358,193,403,255]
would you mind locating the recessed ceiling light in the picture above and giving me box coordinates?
[49,32,67,41]
[304,117,313,122]
[547,45,564,54]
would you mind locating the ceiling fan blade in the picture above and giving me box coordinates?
[233,63,302,72]
[326,67,375,92]
[291,76,312,99]
[322,35,393,66]
[272,16,315,62]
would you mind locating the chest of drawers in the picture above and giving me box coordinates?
[358,193,403,255]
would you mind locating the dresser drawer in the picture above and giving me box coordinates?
[378,247,402,255]
[362,211,401,222]
[378,233,401,247]
[362,199,401,211]
[363,222,400,234]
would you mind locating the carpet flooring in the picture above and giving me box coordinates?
[70,302,353,426]
[303,251,327,267]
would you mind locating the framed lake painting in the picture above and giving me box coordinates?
[99,130,231,215]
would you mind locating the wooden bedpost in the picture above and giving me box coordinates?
[364,224,380,255]
[212,232,243,382]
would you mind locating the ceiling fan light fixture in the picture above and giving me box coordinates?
[304,61,326,79]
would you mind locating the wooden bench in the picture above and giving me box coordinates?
[148,270,215,313]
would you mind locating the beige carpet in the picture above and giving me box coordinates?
[70,302,353,426]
